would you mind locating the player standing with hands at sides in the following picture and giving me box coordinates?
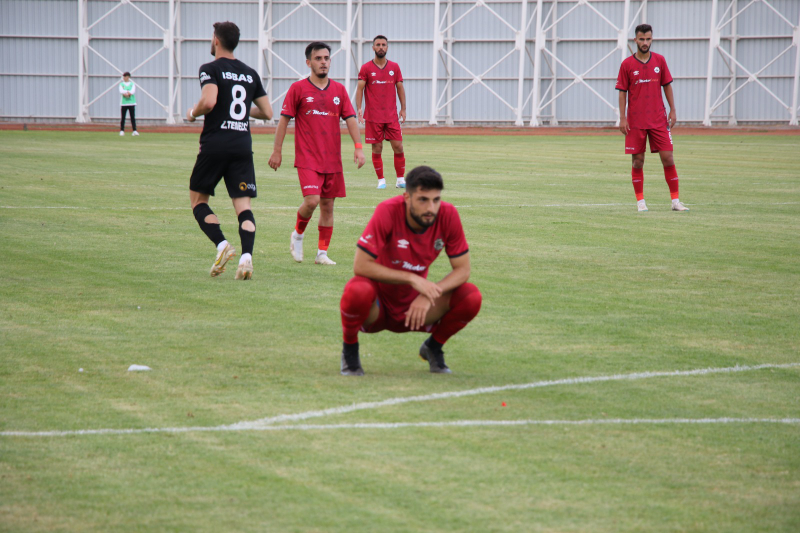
[269,42,366,266]
[356,35,407,189]
[616,24,689,212]
[339,166,482,376]
[186,21,273,280]
[119,72,138,136]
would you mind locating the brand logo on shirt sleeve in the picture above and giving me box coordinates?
[199,72,211,82]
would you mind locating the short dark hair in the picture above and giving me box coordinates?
[406,166,444,193]
[122,72,131,77]
[635,24,653,36]
[213,21,240,51]
[305,42,332,60]
[373,35,388,44]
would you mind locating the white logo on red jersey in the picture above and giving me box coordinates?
[434,239,444,251]
[305,96,315,103]
[397,239,409,249]
[306,109,333,116]
[654,67,660,73]
[633,70,639,75]
[333,96,340,105]
[389,70,394,76]
[371,72,376,76]
[402,261,426,272]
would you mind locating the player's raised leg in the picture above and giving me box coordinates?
[191,192,235,277]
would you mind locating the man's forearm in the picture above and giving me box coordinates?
[192,99,213,117]
[273,117,289,151]
[664,85,675,111]
[435,266,470,293]
[618,92,627,117]
[345,117,361,144]
[397,85,406,111]
[355,257,416,285]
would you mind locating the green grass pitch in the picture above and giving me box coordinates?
[1,130,799,532]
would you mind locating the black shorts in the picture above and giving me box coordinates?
[189,151,257,198]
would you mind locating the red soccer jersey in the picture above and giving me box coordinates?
[357,195,469,320]
[358,60,403,123]
[280,78,357,173]
[616,52,673,130]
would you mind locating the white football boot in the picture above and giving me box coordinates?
[210,242,235,277]
[234,257,253,280]
[290,231,304,262]
[132,131,139,137]
[315,251,336,265]
[637,199,648,212]
[396,177,406,188]
[119,131,125,136]
[671,200,690,211]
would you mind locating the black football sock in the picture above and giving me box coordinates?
[237,210,256,255]
[343,341,360,368]
[193,203,225,246]
[425,336,444,354]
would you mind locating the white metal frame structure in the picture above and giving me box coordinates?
[76,0,182,123]
[2,0,797,125]
[703,0,800,126]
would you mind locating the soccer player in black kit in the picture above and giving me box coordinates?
[186,21,273,280]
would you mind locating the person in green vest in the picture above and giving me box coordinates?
[119,72,138,136]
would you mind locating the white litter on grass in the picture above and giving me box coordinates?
[78,368,84,373]
[127,365,151,372]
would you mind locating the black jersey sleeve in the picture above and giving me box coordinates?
[254,73,267,99]
[199,62,219,88]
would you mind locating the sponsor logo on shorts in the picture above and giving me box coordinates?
[333,96,340,105]
[402,261,426,272]
[366,137,376,141]
[239,182,256,192]
[626,146,636,150]
[434,239,444,251]
[303,185,319,189]
[397,239,409,249]
[654,67,660,73]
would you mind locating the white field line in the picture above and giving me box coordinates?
[2,362,797,438]
[2,418,798,438]
[1,202,799,211]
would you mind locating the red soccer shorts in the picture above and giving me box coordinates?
[361,298,435,335]
[365,120,402,144]
[297,167,346,198]
[625,127,674,154]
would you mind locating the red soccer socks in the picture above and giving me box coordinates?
[340,277,377,343]
[664,164,679,200]
[393,152,406,179]
[295,211,311,235]
[372,153,384,180]
[631,167,644,201]
[318,225,333,252]
[432,283,482,345]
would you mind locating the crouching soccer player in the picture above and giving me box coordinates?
[339,166,482,375]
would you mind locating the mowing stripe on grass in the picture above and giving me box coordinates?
[1,362,797,438]
[2,202,799,211]
[1,418,798,437]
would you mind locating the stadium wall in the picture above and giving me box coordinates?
[1,0,798,125]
